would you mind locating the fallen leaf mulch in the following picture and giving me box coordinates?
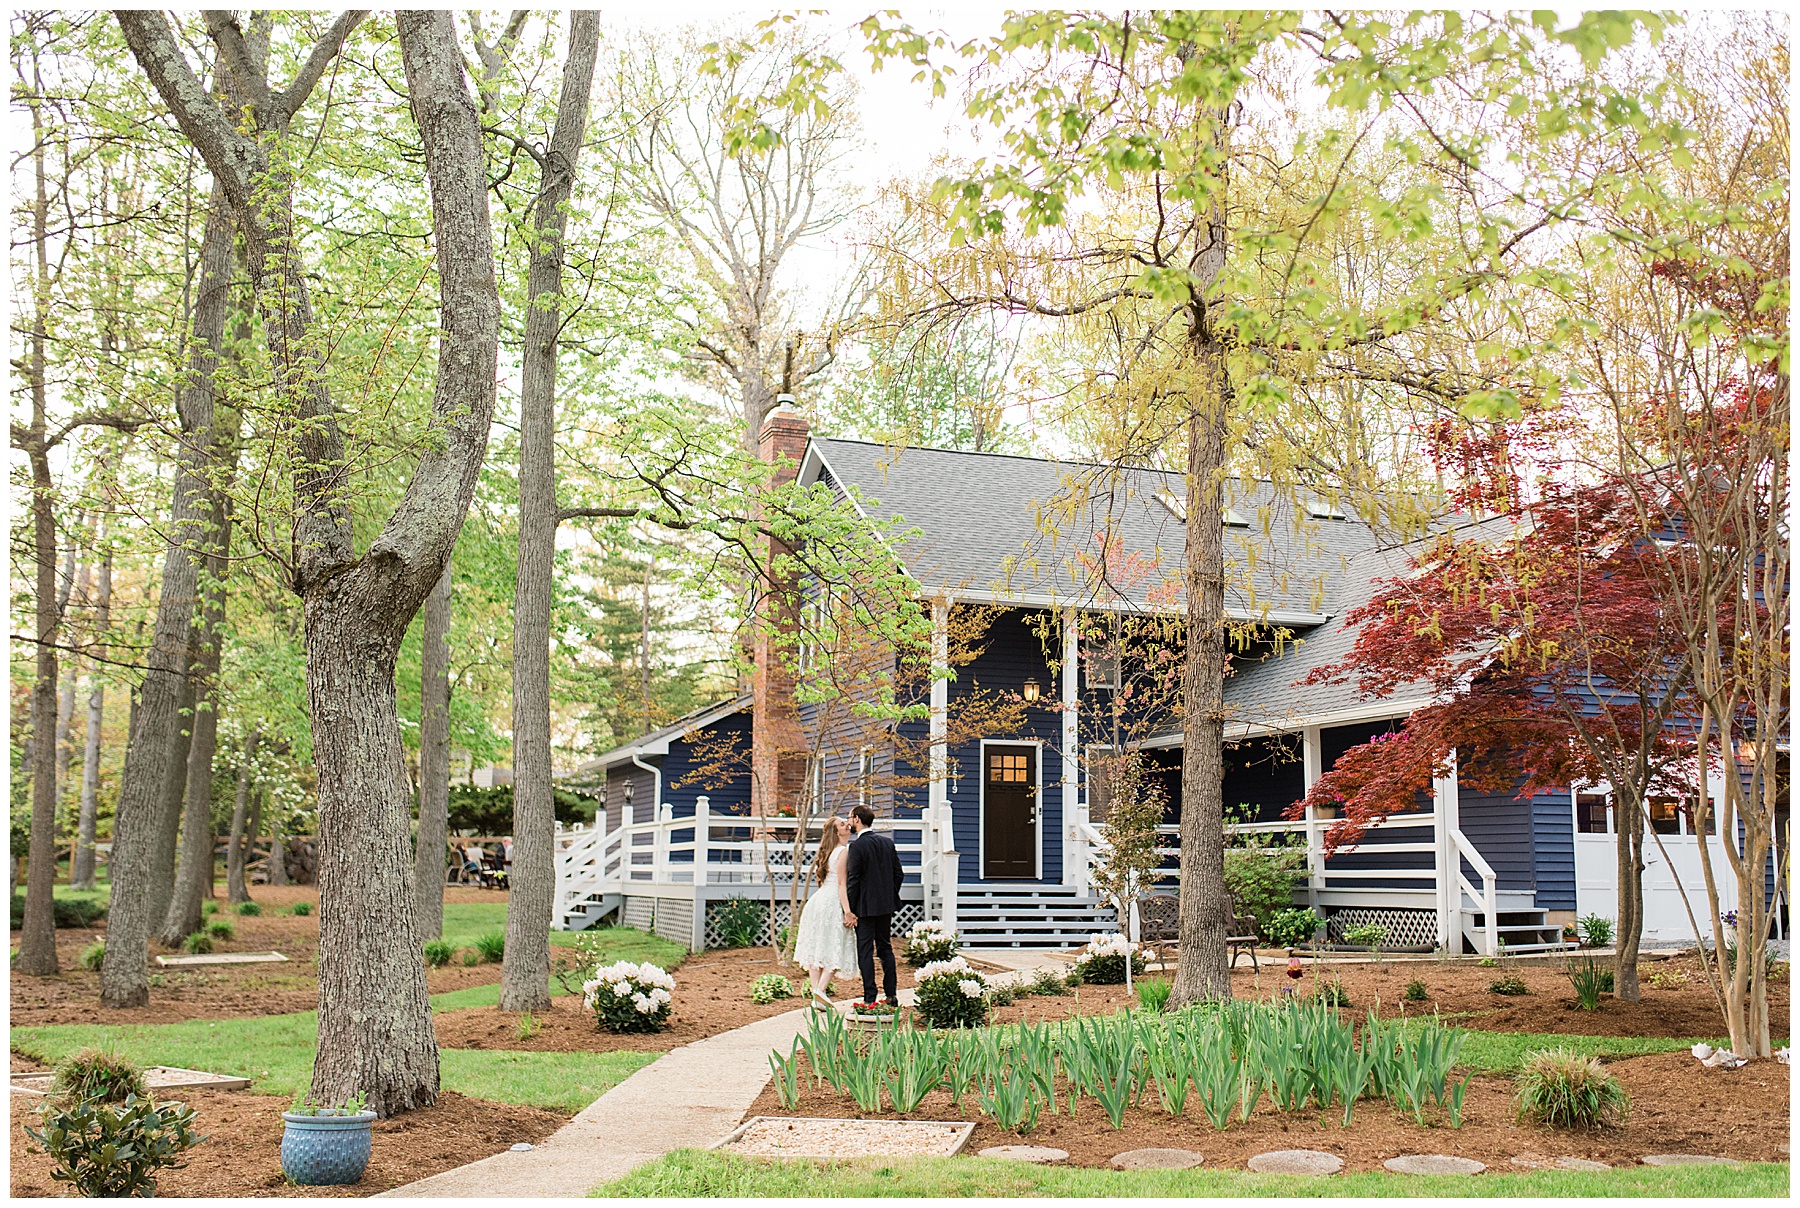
[8,1087,566,1198]
[9,887,515,1027]
[745,1048,1789,1170]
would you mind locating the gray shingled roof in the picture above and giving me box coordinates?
[566,693,751,780]
[810,438,1396,623]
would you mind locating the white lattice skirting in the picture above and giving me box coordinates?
[702,897,924,950]
[1325,906,1438,949]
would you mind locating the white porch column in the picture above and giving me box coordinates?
[1301,725,1322,916]
[1060,608,1082,890]
[929,595,956,931]
[1435,750,1462,954]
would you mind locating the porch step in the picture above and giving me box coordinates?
[555,890,622,932]
[954,886,1117,949]
[1459,906,1577,956]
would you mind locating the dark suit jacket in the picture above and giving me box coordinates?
[845,828,904,918]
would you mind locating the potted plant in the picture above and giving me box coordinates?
[281,1092,375,1186]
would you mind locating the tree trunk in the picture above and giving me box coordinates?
[1614,792,1645,1001]
[17,84,64,977]
[145,671,198,935]
[414,565,451,940]
[267,811,288,887]
[99,182,232,1007]
[1169,172,1235,1009]
[503,9,600,1014]
[72,534,112,890]
[226,729,260,904]
[158,487,234,944]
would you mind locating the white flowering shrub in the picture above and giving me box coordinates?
[1071,933,1147,985]
[913,955,990,1029]
[902,919,960,966]
[584,960,675,1033]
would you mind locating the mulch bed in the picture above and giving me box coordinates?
[8,1085,566,1199]
[745,1048,1789,1170]
[9,887,515,1027]
[433,947,831,1053]
[1209,953,1789,1039]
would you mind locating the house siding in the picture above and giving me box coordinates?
[604,762,657,831]
[661,710,752,819]
[1223,735,1305,823]
[1457,782,1535,894]
[1532,789,1577,910]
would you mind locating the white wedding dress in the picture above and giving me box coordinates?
[793,846,859,974]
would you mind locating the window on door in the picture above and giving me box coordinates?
[1576,793,1611,834]
[1648,795,1682,835]
[990,752,1029,782]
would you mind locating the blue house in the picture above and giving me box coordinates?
[557,406,1779,951]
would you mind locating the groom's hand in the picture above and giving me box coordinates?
[843,910,857,928]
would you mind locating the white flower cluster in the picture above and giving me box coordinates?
[915,954,979,983]
[1080,933,1145,959]
[584,960,676,1015]
[909,919,956,940]
[958,978,984,999]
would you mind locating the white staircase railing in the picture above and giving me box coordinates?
[1452,829,1501,957]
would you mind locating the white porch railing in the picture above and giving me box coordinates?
[553,797,959,931]
[1075,807,1503,956]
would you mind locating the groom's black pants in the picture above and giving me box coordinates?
[854,913,897,1004]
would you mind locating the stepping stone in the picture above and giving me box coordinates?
[155,950,289,967]
[979,1145,1069,1164]
[1510,1155,1611,1172]
[718,1118,974,1159]
[1249,1149,1343,1175]
[10,1066,250,1096]
[1384,1155,1486,1175]
[1640,1154,1744,1167]
[1111,1148,1203,1171]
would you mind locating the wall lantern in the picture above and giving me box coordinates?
[1022,677,1042,704]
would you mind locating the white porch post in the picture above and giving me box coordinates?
[1301,726,1322,917]
[929,595,956,932]
[1061,608,1082,890]
[1437,749,1462,954]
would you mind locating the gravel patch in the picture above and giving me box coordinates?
[717,1116,973,1159]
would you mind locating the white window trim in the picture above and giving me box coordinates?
[977,738,1045,882]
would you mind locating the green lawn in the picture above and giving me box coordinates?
[437,906,687,962]
[11,1008,654,1115]
[595,1150,1790,1198]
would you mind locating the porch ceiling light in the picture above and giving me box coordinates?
[1022,677,1041,703]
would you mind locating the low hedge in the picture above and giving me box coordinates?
[11,892,108,930]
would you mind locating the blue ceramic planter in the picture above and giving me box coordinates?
[281,1110,376,1186]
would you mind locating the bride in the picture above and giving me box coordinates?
[793,817,858,1009]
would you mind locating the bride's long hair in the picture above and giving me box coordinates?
[811,819,844,886]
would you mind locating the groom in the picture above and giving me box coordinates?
[844,804,905,1008]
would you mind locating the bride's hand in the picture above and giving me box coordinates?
[843,910,857,928]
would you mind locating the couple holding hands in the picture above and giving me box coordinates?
[792,804,905,1012]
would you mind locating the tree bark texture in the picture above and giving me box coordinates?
[72,533,112,890]
[1614,793,1646,1001]
[1169,181,1235,1009]
[97,179,232,1006]
[413,564,451,940]
[226,729,260,903]
[146,672,198,931]
[159,489,233,944]
[503,9,600,1014]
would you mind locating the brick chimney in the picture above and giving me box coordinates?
[752,396,810,820]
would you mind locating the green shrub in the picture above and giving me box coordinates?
[1402,979,1429,1002]
[1478,956,1499,968]
[584,961,674,1033]
[1264,907,1323,949]
[24,1093,204,1197]
[1222,840,1306,933]
[10,892,108,930]
[290,902,312,917]
[235,901,261,916]
[473,929,505,963]
[461,949,480,966]
[712,898,766,949]
[1070,934,1146,984]
[901,919,959,966]
[986,981,1018,1007]
[51,1048,147,1105]
[1488,975,1530,996]
[201,900,217,916]
[913,957,989,1028]
[1576,913,1614,949]
[1516,1048,1629,1128]
[181,932,212,955]
[1136,977,1172,1013]
[1029,967,1072,996]
[206,919,234,940]
[78,941,106,972]
[422,939,454,968]
[1342,922,1388,950]
[749,974,793,1004]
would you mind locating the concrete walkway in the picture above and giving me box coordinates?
[379,1007,812,1198]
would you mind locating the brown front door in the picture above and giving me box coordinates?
[983,745,1037,879]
